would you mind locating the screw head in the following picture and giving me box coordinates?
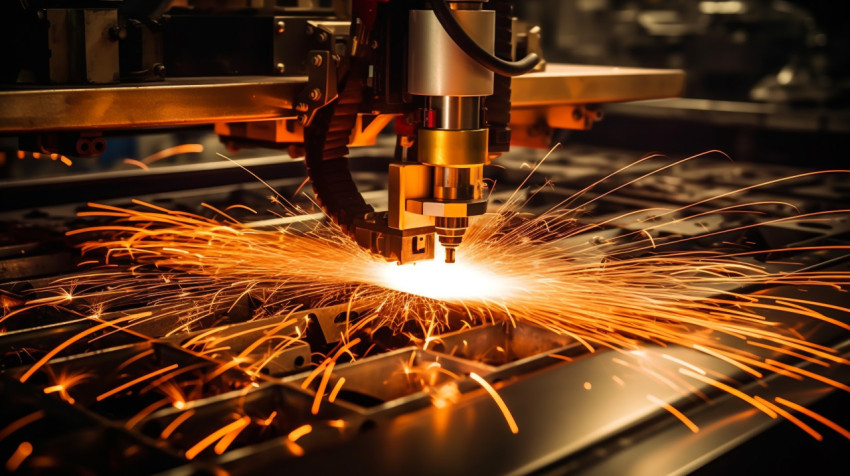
[276,63,285,74]
[298,115,307,125]
[311,54,323,67]
[295,102,309,112]
[108,26,125,41]
[309,88,322,101]
[318,31,328,43]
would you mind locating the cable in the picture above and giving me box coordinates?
[430,0,539,77]
[304,59,374,232]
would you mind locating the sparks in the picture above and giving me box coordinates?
[287,424,313,442]
[5,441,33,472]
[184,416,251,460]
[470,372,518,434]
[375,246,518,301]
[6,150,850,459]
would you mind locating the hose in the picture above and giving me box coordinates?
[430,0,539,77]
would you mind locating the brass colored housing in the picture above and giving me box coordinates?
[417,128,489,167]
[388,163,435,230]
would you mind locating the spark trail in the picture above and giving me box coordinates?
[4,151,850,443]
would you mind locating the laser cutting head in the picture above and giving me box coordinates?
[393,6,495,264]
[415,120,489,263]
[408,7,494,263]
[351,1,540,265]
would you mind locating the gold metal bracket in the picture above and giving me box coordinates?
[388,163,435,230]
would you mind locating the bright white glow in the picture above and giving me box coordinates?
[373,249,515,301]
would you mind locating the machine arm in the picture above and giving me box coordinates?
[306,0,525,265]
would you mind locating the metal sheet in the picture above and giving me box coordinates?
[511,64,685,106]
[0,76,306,133]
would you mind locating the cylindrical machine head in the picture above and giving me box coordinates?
[408,9,495,97]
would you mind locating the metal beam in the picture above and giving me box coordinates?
[0,65,684,134]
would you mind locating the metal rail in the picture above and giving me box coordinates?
[0,65,684,133]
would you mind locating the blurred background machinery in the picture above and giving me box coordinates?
[516,0,850,164]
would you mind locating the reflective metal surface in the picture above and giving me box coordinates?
[408,9,495,97]
[0,65,685,133]
[511,64,685,106]
[0,76,305,133]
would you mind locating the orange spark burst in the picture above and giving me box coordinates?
[12,150,850,449]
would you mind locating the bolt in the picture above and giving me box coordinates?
[295,102,309,112]
[311,54,323,67]
[309,88,322,101]
[76,138,91,155]
[108,26,125,41]
[318,31,328,43]
[298,114,307,125]
[590,108,604,121]
[276,63,285,74]
[276,20,285,34]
